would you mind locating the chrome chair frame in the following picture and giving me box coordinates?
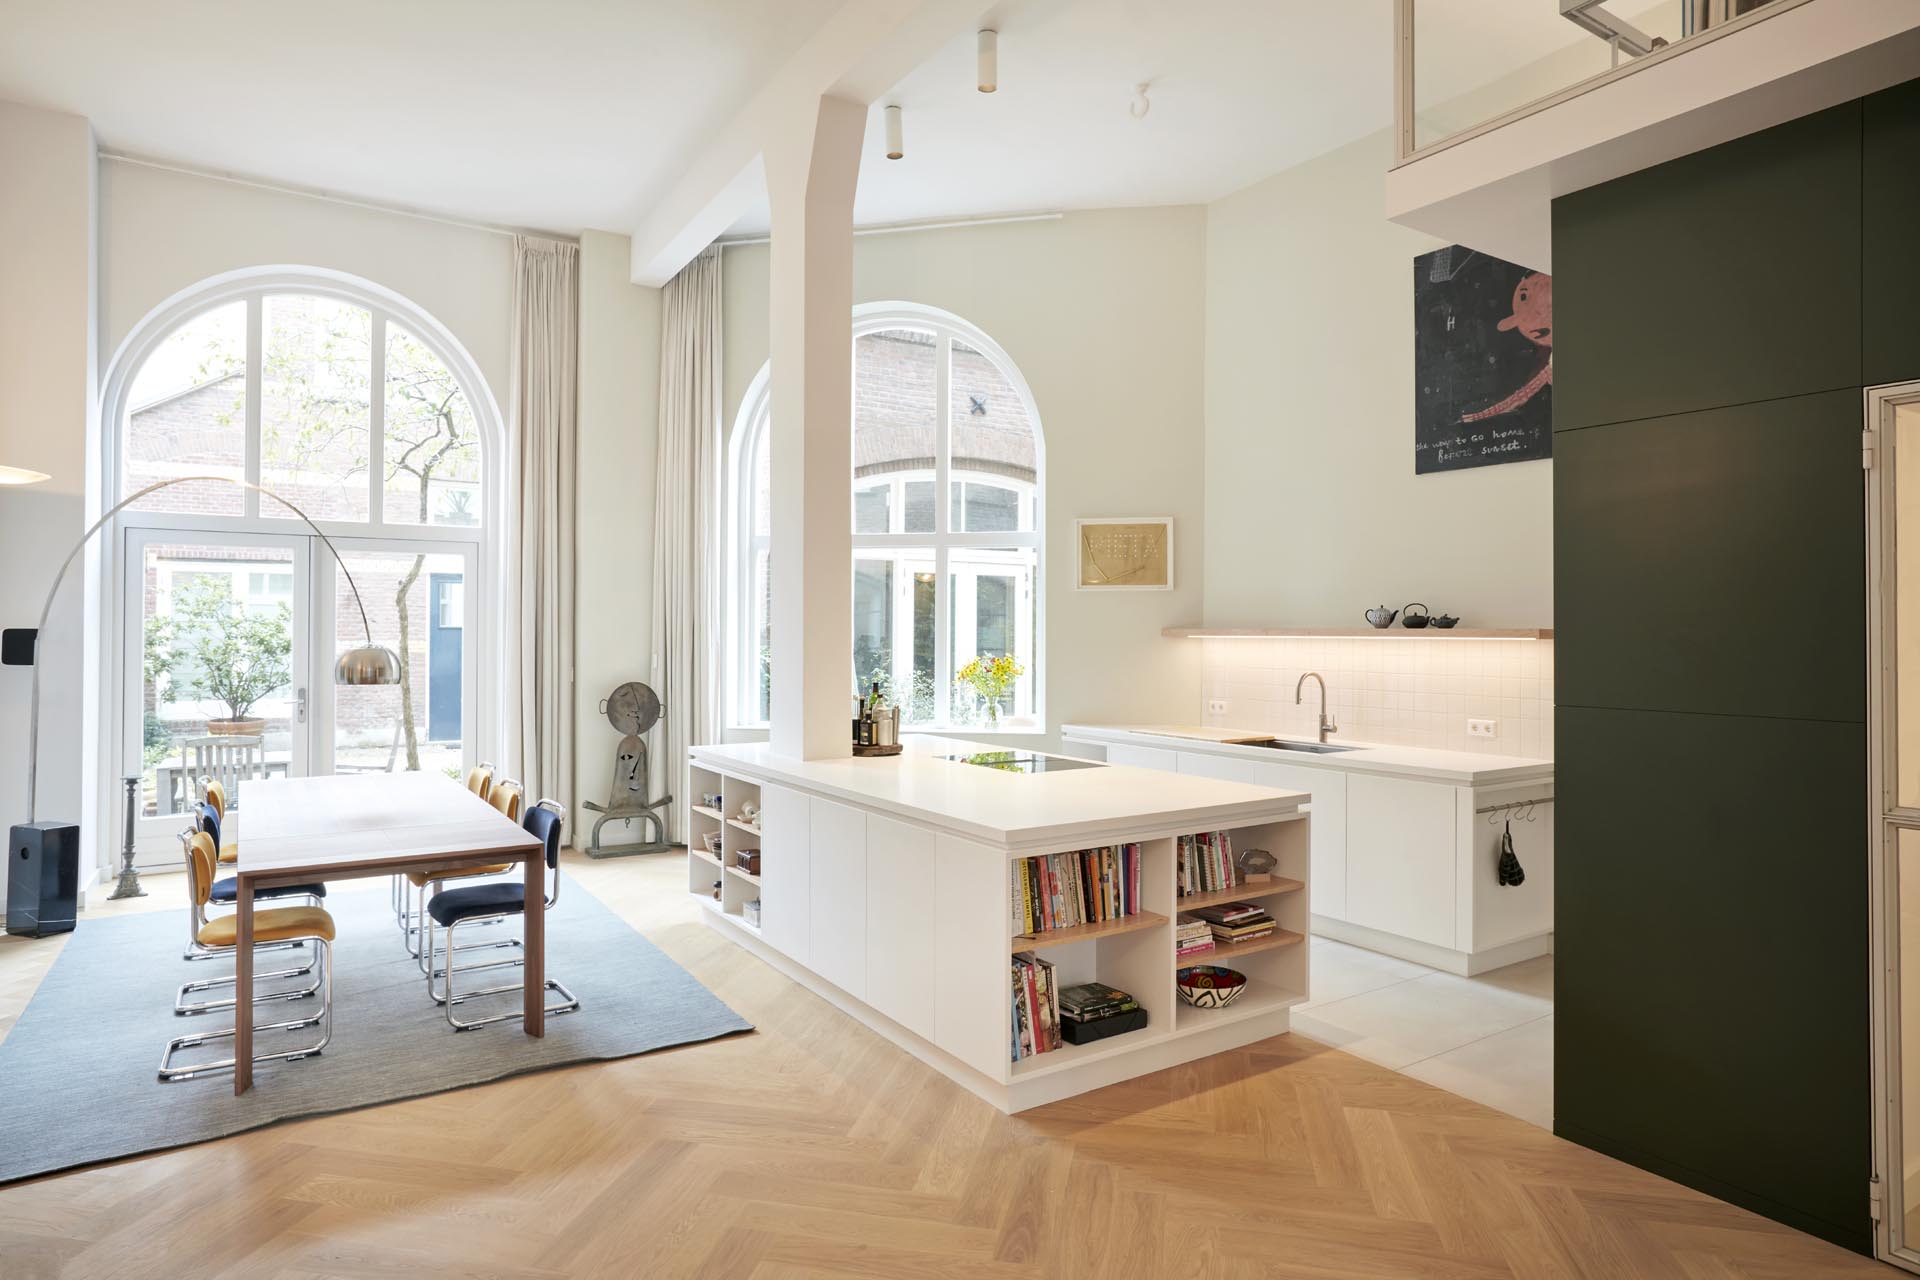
[403,776,525,975]
[422,798,580,1031]
[160,833,334,1081]
[394,762,497,936]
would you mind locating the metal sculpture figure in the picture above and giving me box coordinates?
[582,681,674,857]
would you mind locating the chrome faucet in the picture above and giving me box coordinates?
[1296,671,1338,744]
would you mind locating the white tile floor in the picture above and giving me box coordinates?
[1291,936,1554,1129]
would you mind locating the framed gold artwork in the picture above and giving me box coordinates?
[1075,517,1173,590]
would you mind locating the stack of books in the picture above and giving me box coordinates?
[1011,843,1143,936]
[1183,901,1277,947]
[1175,918,1215,960]
[1057,982,1148,1045]
[1010,951,1062,1061]
[1176,830,1236,897]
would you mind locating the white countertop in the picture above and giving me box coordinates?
[689,735,1308,852]
[1060,723,1553,787]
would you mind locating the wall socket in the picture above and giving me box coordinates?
[1466,718,1498,739]
[1208,699,1229,715]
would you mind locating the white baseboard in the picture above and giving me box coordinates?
[1311,914,1553,977]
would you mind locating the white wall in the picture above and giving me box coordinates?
[573,230,663,823]
[99,159,513,408]
[0,101,95,864]
[722,208,1209,754]
[1203,130,1553,632]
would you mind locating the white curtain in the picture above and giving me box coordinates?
[507,235,578,808]
[650,247,724,843]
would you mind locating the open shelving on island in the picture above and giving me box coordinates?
[1011,910,1167,954]
[691,804,725,822]
[1175,877,1304,913]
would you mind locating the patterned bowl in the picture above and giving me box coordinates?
[1176,965,1248,1008]
[701,831,724,855]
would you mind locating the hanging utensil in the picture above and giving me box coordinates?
[1497,818,1526,887]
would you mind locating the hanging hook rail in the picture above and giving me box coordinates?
[1476,795,1555,820]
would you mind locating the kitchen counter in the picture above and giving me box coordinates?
[692,734,1310,853]
[687,735,1312,1111]
[1060,724,1552,786]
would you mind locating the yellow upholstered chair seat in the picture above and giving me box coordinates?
[197,905,336,948]
[408,863,511,887]
[218,843,239,864]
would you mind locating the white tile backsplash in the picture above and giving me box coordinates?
[1201,637,1554,759]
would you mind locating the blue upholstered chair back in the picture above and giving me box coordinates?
[199,801,221,848]
[524,804,563,870]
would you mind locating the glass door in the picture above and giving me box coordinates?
[1871,385,1920,1273]
[314,538,475,780]
[123,528,311,863]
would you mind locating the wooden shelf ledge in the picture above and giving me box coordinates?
[1011,910,1168,955]
[1176,878,1304,913]
[689,847,722,869]
[727,819,762,838]
[725,865,761,887]
[1173,927,1306,966]
[691,805,724,822]
[1162,625,1552,640]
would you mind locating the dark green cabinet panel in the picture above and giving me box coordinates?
[1865,78,1920,386]
[1555,390,1865,722]
[1555,705,1869,1251]
[1553,103,1863,432]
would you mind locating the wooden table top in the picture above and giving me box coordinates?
[239,771,539,877]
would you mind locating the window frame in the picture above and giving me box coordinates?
[727,302,1046,732]
[97,266,508,862]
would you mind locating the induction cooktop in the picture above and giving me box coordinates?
[938,751,1105,774]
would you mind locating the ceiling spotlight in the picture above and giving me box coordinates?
[1129,82,1152,120]
[885,104,904,160]
[977,29,998,93]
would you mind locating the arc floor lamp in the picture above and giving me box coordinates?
[6,470,400,935]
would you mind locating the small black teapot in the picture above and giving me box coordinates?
[1401,602,1432,629]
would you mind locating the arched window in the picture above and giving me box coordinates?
[104,269,503,857]
[730,304,1044,730]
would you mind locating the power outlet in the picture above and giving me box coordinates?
[1208,699,1229,715]
[1466,718,1498,739]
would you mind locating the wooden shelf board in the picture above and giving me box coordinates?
[1172,980,1306,1031]
[689,847,722,869]
[1173,926,1307,967]
[1009,1022,1166,1079]
[727,819,762,838]
[691,805,724,822]
[725,865,761,886]
[1162,625,1552,640]
[1011,910,1168,955]
[1176,878,1305,912]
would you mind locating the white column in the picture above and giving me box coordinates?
[764,95,866,760]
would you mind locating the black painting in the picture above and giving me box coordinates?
[1414,246,1553,474]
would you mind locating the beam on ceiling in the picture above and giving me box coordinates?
[627,0,996,287]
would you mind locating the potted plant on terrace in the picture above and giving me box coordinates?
[146,577,293,736]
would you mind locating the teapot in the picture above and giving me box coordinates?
[1364,605,1398,629]
[1401,602,1432,629]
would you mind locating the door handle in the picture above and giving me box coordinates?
[296,686,308,724]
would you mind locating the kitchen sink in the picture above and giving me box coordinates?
[1243,738,1357,755]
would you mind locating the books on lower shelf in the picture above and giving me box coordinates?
[1181,900,1278,946]
[1010,843,1142,937]
[1011,951,1062,1061]
[1177,830,1236,897]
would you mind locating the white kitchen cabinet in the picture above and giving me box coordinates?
[865,813,937,1042]
[759,782,811,965]
[1251,761,1347,921]
[1343,774,1458,949]
[1176,750,1257,783]
[1107,742,1178,772]
[809,797,867,999]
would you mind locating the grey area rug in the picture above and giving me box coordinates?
[0,874,751,1184]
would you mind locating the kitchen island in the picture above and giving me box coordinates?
[1062,724,1554,976]
[688,736,1310,1112]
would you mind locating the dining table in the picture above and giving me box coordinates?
[229,771,545,1094]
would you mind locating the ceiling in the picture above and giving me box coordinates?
[0,0,1635,241]
[0,0,846,235]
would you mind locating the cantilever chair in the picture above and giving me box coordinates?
[161,831,335,1082]
[394,763,496,932]
[402,776,524,970]
[181,804,326,967]
[201,777,238,864]
[422,798,579,1031]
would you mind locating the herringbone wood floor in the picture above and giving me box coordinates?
[0,853,1887,1279]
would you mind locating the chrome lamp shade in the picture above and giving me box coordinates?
[335,644,403,686]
